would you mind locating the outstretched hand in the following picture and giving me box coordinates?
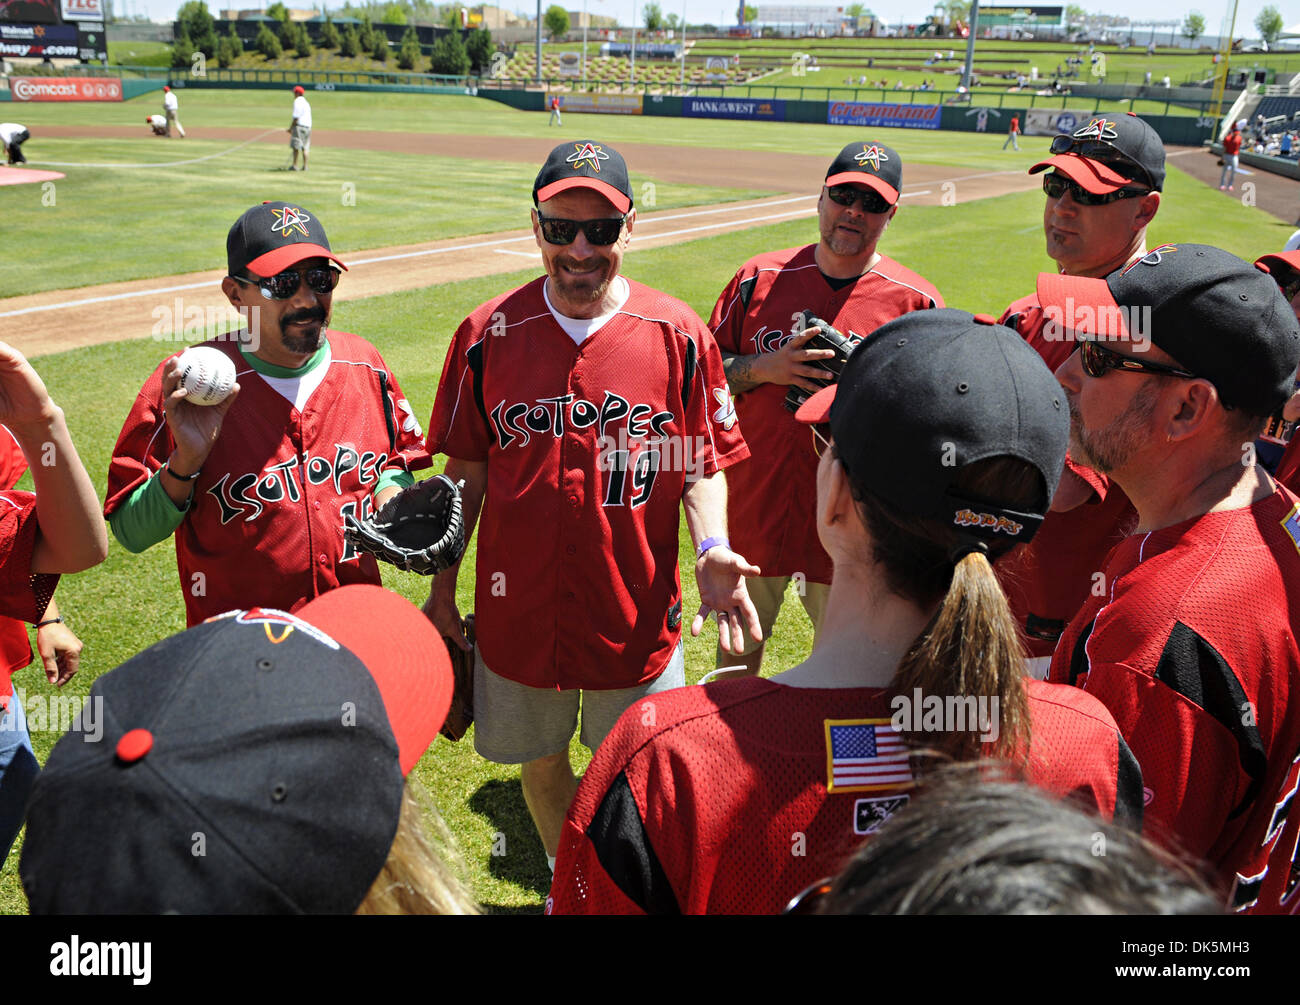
[691,546,762,654]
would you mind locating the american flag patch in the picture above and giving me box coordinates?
[824,718,913,793]
[1281,503,1300,557]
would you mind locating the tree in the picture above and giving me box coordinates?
[171,25,194,67]
[465,27,493,72]
[1064,3,1086,24]
[226,20,243,57]
[940,0,969,26]
[742,5,757,25]
[430,29,470,74]
[1182,12,1205,43]
[176,1,218,58]
[295,22,313,57]
[381,3,407,25]
[844,3,867,17]
[1256,5,1284,45]
[277,17,297,48]
[340,25,360,57]
[358,15,377,52]
[217,34,234,68]
[266,2,290,23]
[256,22,282,59]
[544,4,569,38]
[444,4,465,29]
[371,32,390,62]
[644,2,664,31]
[320,16,341,50]
[397,26,420,68]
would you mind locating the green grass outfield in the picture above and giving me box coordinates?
[0,97,1292,914]
[3,90,1224,297]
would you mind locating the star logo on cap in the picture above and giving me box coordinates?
[269,206,312,239]
[855,144,889,172]
[566,142,608,173]
[1073,118,1118,141]
[1120,244,1178,276]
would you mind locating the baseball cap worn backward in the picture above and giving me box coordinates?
[795,309,1068,545]
[226,200,348,278]
[824,140,903,205]
[1036,244,1300,417]
[533,140,633,215]
[19,584,453,915]
[1029,113,1166,194]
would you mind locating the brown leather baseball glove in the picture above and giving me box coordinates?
[440,614,475,742]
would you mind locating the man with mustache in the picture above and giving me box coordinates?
[1038,246,1300,914]
[424,141,756,873]
[105,201,430,626]
[996,114,1164,674]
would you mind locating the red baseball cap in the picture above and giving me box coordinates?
[1029,113,1165,194]
[533,140,633,214]
[226,201,348,277]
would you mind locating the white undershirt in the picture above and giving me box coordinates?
[543,276,629,346]
[256,341,332,411]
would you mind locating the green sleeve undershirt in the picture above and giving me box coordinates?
[109,345,416,553]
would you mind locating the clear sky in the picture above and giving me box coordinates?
[118,0,1291,42]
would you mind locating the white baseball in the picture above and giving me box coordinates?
[176,347,237,406]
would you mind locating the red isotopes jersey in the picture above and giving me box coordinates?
[428,277,749,691]
[1050,487,1300,914]
[997,293,1137,658]
[104,333,430,626]
[709,245,942,582]
[0,491,58,705]
[548,676,1140,914]
[0,429,32,680]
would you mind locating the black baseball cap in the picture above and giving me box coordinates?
[1037,244,1300,416]
[20,585,453,915]
[226,201,348,278]
[1030,112,1165,194]
[533,140,633,214]
[825,140,903,205]
[795,309,1068,546]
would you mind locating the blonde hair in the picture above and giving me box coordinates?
[849,454,1042,762]
[355,778,480,915]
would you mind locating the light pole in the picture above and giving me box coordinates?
[679,0,687,90]
[535,0,542,86]
[582,0,588,80]
[631,0,638,84]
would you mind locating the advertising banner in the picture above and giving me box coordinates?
[827,100,941,129]
[551,92,643,115]
[61,0,104,20]
[10,76,122,101]
[0,22,78,58]
[684,96,785,121]
[1024,108,1083,137]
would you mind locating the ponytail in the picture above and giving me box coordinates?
[849,454,1043,764]
[892,549,1030,761]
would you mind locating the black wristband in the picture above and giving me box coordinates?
[36,617,63,628]
[164,458,201,482]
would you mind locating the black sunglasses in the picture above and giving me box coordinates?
[825,184,892,214]
[1042,173,1150,206]
[1077,338,1198,380]
[810,424,831,458]
[1048,134,1155,188]
[232,266,341,301]
[536,214,627,246]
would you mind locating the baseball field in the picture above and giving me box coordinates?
[0,85,1294,914]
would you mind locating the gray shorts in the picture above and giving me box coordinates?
[472,642,686,764]
[290,124,311,151]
